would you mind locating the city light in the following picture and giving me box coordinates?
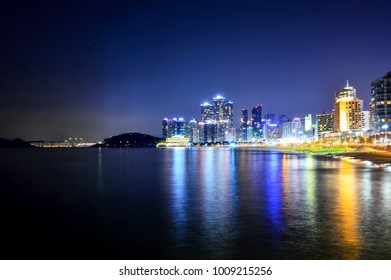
[160,72,391,147]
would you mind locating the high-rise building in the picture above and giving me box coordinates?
[188,118,199,143]
[252,105,263,140]
[162,118,169,139]
[281,117,302,140]
[361,111,370,131]
[370,71,391,132]
[333,81,363,132]
[200,102,214,122]
[161,117,188,138]
[213,95,234,142]
[316,113,333,138]
[240,109,248,142]
[302,114,312,132]
[198,121,216,143]
[199,95,234,143]
[300,114,314,140]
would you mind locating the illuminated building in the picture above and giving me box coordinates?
[278,114,290,139]
[281,117,302,140]
[198,121,216,143]
[300,114,315,140]
[240,109,248,142]
[165,135,190,147]
[199,95,234,143]
[264,119,279,142]
[161,117,188,138]
[333,81,363,132]
[316,113,334,138]
[361,111,370,131]
[188,118,199,143]
[157,135,190,148]
[251,105,263,140]
[246,126,253,142]
[370,71,391,132]
[302,114,312,132]
[213,95,234,142]
[162,118,169,139]
[200,102,214,122]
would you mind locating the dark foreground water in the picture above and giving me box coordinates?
[1,147,391,259]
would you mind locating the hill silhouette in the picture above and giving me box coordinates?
[93,132,163,148]
[0,138,35,148]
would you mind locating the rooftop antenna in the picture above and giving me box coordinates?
[346,80,349,87]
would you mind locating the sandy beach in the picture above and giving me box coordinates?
[277,144,391,164]
[334,146,391,164]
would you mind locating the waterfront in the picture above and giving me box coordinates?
[1,147,391,259]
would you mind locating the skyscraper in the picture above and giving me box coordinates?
[370,71,391,132]
[333,81,363,132]
[161,117,188,138]
[200,102,214,122]
[162,118,169,139]
[213,95,234,142]
[240,109,248,142]
[316,113,333,138]
[188,118,199,143]
[251,104,263,140]
[200,95,234,143]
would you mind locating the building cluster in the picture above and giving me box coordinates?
[162,71,391,145]
[163,95,235,144]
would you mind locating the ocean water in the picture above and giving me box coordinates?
[1,147,391,259]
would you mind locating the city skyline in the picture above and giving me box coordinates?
[1,0,391,140]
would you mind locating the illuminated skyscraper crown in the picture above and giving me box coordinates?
[335,80,356,101]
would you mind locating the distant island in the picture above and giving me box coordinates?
[0,138,35,148]
[92,132,163,148]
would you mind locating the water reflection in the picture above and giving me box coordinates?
[172,148,187,224]
[265,152,283,233]
[200,148,238,258]
[302,156,317,231]
[162,147,391,259]
[97,148,103,194]
[333,160,361,259]
[165,147,239,258]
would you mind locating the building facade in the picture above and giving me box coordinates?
[240,109,248,142]
[333,82,363,132]
[251,105,263,140]
[361,111,370,131]
[161,117,188,138]
[199,95,234,143]
[281,118,302,141]
[316,113,334,138]
[370,71,391,132]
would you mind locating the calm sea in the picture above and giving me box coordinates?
[1,147,391,259]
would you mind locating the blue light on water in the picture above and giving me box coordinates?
[171,148,187,225]
[265,152,283,230]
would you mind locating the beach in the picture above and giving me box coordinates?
[276,144,391,165]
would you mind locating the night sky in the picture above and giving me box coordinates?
[1,0,391,141]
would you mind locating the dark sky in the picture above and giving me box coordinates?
[1,0,390,141]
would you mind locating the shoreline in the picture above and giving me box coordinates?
[275,145,391,165]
